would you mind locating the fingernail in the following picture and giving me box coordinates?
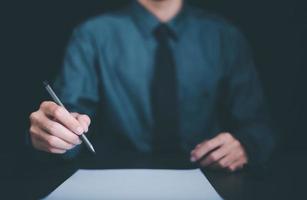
[78,139,82,144]
[190,157,196,162]
[76,127,83,134]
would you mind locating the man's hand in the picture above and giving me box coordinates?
[29,101,91,154]
[190,132,248,172]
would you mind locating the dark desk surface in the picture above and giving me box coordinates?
[1,150,306,200]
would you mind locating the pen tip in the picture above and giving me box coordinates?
[91,147,96,154]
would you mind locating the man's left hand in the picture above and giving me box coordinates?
[190,132,248,172]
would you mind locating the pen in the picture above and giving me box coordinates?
[43,81,96,154]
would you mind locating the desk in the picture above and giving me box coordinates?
[1,150,306,199]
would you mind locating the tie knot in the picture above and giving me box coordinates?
[153,24,175,42]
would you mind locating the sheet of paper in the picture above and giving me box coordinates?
[44,169,222,200]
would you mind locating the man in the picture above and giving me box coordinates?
[29,0,275,172]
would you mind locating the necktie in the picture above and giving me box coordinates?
[151,24,180,154]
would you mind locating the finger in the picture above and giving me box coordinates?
[70,113,88,133]
[34,111,81,145]
[199,140,238,166]
[70,112,79,118]
[76,114,91,133]
[227,149,248,167]
[31,126,76,150]
[227,158,247,172]
[40,101,84,135]
[44,135,76,150]
[70,113,90,133]
[206,153,235,170]
[31,136,67,154]
[216,147,245,169]
[38,128,76,150]
[190,134,227,162]
[47,148,67,154]
[70,113,91,126]
[205,140,241,167]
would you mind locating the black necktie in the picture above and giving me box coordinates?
[151,24,180,154]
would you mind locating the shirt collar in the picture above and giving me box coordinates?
[130,1,189,41]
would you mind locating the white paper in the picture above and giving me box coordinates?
[44,169,222,200]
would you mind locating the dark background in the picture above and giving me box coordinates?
[1,0,306,164]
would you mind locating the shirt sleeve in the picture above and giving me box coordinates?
[223,27,276,167]
[52,25,100,159]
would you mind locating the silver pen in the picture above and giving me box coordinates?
[43,81,96,154]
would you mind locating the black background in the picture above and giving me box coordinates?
[1,0,306,163]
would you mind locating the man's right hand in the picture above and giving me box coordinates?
[29,101,91,154]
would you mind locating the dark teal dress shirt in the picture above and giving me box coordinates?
[53,1,275,165]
